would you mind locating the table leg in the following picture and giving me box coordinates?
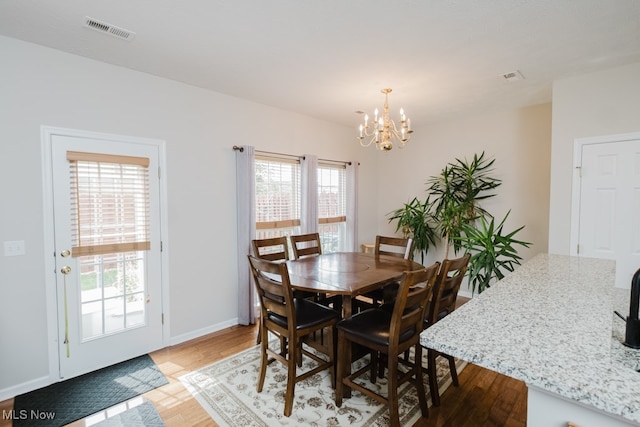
[340,294,352,398]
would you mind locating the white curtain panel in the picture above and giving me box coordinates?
[301,154,318,234]
[235,145,257,325]
[346,161,359,252]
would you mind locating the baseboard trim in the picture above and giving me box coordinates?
[168,318,239,347]
[0,375,50,402]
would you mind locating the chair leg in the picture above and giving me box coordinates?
[377,352,386,379]
[369,351,378,383]
[387,353,401,427]
[335,329,346,407]
[327,325,336,389]
[414,345,429,419]
[257,327,269,392]
[447,354,459,386]
[284,337,297,417]
[427,348,441,406]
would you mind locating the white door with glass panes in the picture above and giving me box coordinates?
[50,133,163,379]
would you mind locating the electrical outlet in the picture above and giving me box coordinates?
[4,240,25,256]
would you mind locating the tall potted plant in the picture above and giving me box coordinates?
[388,151,531,294]
[426,151,502,258]
[387,196,437,264]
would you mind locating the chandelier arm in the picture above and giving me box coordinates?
[359,135,376,147]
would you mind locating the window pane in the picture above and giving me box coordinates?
[104,297,125,334]
[81,301,103,340]
[125,293,145,328]
[318,164,346,252]
[319,222,346,253]
[255,158,301,243]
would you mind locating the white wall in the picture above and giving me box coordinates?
[0,35,378,397]
[549,62,640,254]
[377,103,552,295]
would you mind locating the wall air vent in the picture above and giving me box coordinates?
[84,17,136,41]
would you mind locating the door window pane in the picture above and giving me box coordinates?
[78,251,147,341]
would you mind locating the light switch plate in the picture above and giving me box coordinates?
[4,240,25,256]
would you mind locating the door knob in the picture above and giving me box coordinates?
[61,266,71,274]
[60,250,71,258]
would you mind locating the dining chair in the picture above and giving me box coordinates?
[424,253,470,406]
[357,235,415,308]
[290,232,322,259]
[335,263,440,427]
[375,235,415,260]
[251,237,291,345]
[290,233,342,312]
[252,236,290,261]
[247,255,340,417]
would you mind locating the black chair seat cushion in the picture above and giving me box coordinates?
[268,298,339,330]
[365,281,400,302]
[423,308,450,329]
[337,308,416,347]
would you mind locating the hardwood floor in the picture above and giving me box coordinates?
[0,308,527,426]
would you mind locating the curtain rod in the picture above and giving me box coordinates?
[232,145,353,165]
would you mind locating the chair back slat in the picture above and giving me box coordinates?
[290,233,322,260]
[252,237,290,261]
[389,263,439,348]
[375,235,415,260]
[426,254,471,326]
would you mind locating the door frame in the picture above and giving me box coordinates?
[570,131,640,256]
[41,125,170,382]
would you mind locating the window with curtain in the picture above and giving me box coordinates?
[318,162,347,252]
[254,156,302,245]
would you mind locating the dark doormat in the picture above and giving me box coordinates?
[12,354,168,427]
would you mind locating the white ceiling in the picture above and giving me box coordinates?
[1,0,640,127]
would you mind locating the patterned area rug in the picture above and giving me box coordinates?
[180,343,466,426]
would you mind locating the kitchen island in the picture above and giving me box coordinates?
[420,253,640,426]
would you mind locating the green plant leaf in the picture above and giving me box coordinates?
[454,210,531,294]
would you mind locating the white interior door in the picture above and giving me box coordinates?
[50,133,164,379]
[576,137,640,288]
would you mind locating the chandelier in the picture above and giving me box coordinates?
[357,88,413,151]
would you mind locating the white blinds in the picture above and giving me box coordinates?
[254,156,301,230]
[68,151,151,257]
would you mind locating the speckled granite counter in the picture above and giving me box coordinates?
[420,253,640,425]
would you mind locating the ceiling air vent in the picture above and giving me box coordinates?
[84,17,136,41]
[501,70,525,82]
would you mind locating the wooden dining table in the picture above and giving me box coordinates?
[286,251,424,318]
[286,251,423,398]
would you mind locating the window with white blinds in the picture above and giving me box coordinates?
[318,162,347,252]
[254,156,301,238]
[68,151,151,257]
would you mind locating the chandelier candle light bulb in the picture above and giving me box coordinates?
[357,88,413,151]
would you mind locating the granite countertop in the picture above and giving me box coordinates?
[420,253,640,424]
